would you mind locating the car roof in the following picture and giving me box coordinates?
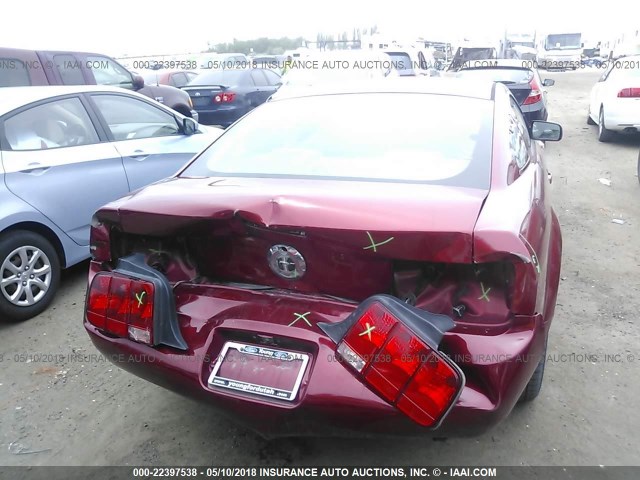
[141,69,196,76]
[616,54,640,61]
[0,85,149,116]
[270,77,495,101]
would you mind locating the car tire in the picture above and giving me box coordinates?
[586,112,596,125]
[0,231,61,322]
[598,107,615,142]
[518,340,547,403]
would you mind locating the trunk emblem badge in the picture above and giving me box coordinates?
[268,245,306,279]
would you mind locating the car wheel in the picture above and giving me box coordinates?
[518,340,547,403]
[0,231,61,322]
[598,107,615,142]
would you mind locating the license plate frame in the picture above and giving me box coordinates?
[207,342,310,402]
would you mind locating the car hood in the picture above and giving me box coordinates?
[102,177,489,263]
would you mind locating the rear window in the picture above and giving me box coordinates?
[141,72,160,84]
[0,58,31,87]
[386,52,414,75]
[457,68,533,84]
[181,93,493,189]
[607,60,640,80]
[190,70,247,86]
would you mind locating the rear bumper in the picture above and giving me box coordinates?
[604,101,640,132]
[84,267,550,438]
[196,107,245,128]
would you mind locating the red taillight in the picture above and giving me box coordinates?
[523,76,542,105]
[213,91,236,103]
[86,275,111,329]
[336,302,463,427]
[87,273,154,345]
[617,88,640,98]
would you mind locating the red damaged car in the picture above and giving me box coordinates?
[84,79,563,437]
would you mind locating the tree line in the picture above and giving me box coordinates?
[206,26,379,54]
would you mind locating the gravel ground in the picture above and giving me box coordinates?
[1,69,639,468]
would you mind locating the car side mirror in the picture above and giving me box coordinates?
[543,79,555,87]
[531,121,562,141]
[132,75,145,90]
[182,117,199,135]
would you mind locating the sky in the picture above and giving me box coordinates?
[1,0,638,57]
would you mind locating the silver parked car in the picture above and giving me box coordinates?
[0,86,223,321]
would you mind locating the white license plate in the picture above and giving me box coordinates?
[208,342,309,402]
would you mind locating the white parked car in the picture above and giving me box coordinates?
[587,55,640,142]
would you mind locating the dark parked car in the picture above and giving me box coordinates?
[182,68,281,127]
[84,79,563,438]
[0,48,198,119]
[455,59,554,126]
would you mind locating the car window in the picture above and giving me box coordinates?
[141,72,160,84]
[386,52,413,75]
[171,72,189,87]
[250,69,268,86]
[87,56,133,89]
[508,97,531,170]
[0,58,31,87]
[53,54,86,85]
[263,69,282,85]
[91,94,180,141]
[3,97,99,151]
[181,93,494,189]
[185,72,198,83]
[606,62,640,81]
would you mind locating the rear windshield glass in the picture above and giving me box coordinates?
[607,60,640,79]
[545,34,581,49]
[190,70,247,86]
[386,52,414,75]
[181,93,493,189]
[457,68,533,84]
[141,72,160,84]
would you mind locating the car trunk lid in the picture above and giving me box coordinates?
[104,177,489,301]
[182,85,229,109]
[504,82,532,104]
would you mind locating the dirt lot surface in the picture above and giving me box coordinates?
[1,69,639,468]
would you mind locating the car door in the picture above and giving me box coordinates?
[262,69,283,97]
[508,96,551,308]
[88,92,212,191]
[248,69,271,106]
[0,95,129,246]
